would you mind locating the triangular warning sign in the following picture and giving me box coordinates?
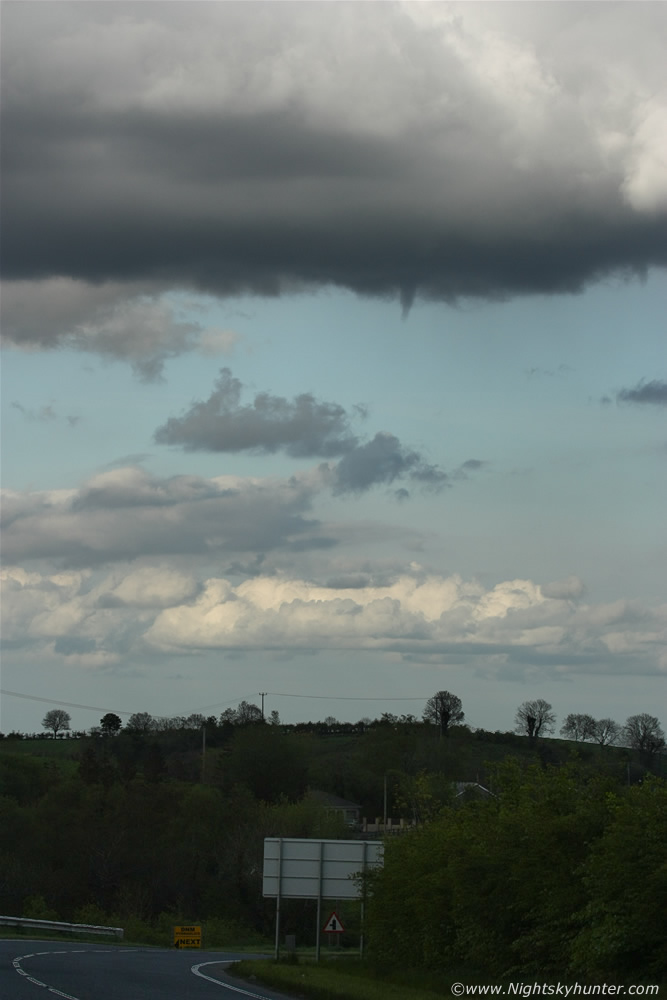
[323,910,344,933]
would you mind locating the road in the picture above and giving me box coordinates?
[0,940,300,1000]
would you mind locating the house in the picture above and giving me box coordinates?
[307,789,362,826]
[453,781,496,803]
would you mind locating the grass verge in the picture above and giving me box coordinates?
[229,958,448,1000]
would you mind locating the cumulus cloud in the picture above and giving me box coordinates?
[154,368,360,457]
[614,379,667,407]
[155,370,448,494]
[3,563,664,679]
[329,433,448,495]
[2,2,666,350]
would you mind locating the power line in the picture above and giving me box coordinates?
[0,689,133,716]
[266,692,429,701]
[193,692,263,713]
[1,687,430,724]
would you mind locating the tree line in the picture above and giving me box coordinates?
[28,692,665,768]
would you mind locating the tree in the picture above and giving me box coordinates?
[622,713,665,763]
[423,690,464,736]
[268,710,281,726]
[514,699,556,743]
[184,713,206,729]
[591,717,622,747]
[126,712,154,733]
[571,777,667,980]
[100,713,122,736]
[560,713,596,742]
[235,701,263,725]
[224,726,307,803]
[42,709,71,738]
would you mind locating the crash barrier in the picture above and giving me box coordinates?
[0,915,124,940]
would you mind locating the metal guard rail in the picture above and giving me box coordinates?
[0,915,123,940]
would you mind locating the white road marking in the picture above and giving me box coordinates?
[191,961,276,998]
[13,950,86,998]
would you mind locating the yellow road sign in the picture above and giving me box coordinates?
[173,925,202,948]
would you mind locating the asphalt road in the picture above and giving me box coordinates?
[0,940,299,1000]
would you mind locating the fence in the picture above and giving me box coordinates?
[0,915,124,940]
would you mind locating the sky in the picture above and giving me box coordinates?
[1,1,666,737]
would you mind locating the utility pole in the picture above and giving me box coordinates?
[259,692,267,720]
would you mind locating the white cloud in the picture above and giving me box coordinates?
[3,561,664,679]
[109,566,199,609]
[622,99,667,213]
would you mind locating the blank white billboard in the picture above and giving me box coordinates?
[263,838,384,900]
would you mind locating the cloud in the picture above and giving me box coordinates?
[4,563,664,679]
[0,467,330,568]
[615,379,667,407]
[155,370,447,494]
[154,368,359,457]
[541,576,586,600]
[11,400,80,426]
[1,279,239,379]
[329,433,449,495]
[2,2,666,340]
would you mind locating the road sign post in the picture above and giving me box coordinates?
[263,838,383,962]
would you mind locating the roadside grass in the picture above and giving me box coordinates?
[229,957,454,999]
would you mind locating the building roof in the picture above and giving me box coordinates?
[307,789,362,811]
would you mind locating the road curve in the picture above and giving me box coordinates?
[0,939,299,1000]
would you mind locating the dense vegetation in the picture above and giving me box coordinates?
[1,705,665,982]
[365,761,667,983]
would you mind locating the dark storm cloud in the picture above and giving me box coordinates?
[154,368,359,457]
[2,2,666,347]
[3,102,664,306]
[615,379,667,407]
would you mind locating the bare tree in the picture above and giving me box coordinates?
[423,691,465,736]
[591,718,622,746]
[560,713,596,742]
[623,714,665,761]
[514,699,556,743]
[42,709,71,738]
